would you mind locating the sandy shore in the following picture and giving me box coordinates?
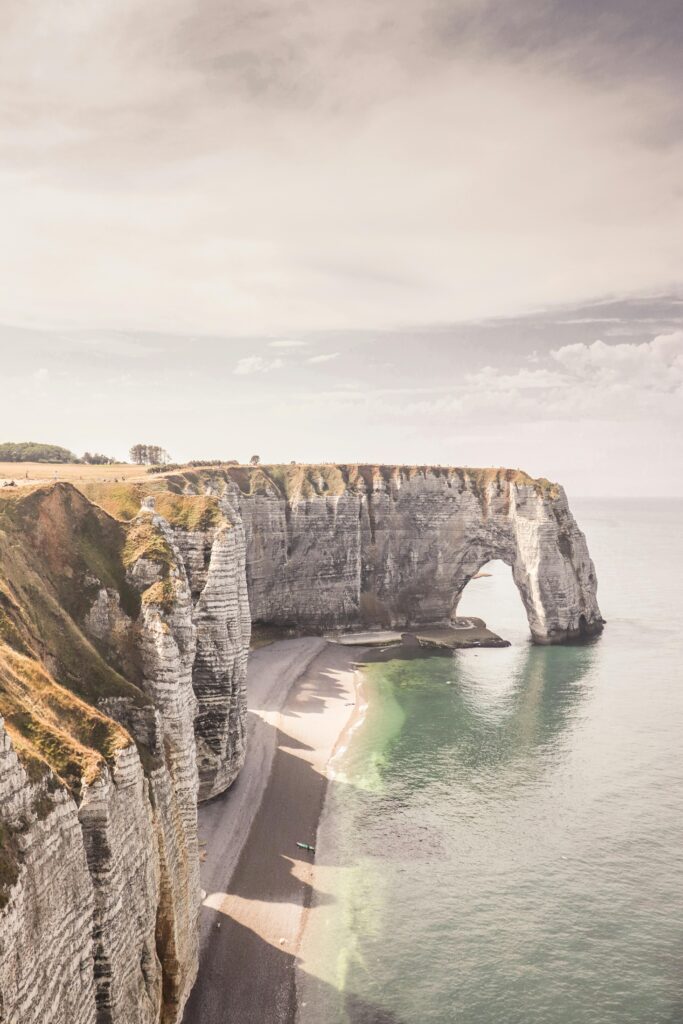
[182,637,365,1024]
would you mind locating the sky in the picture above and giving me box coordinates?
[0,0,681,496]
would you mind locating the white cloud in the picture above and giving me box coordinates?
[307,352,340,364]
[463,366,567,391]
[551,331,683,392]
[333,331,683,425]
[233,356,284,375]
[268,340,307,348]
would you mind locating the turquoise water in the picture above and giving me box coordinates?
[298,500,683,1024]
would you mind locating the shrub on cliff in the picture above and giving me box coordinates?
[81,452,116,465]
[147,459,239,474]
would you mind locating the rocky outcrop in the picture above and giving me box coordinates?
[0,718,97,1024]
[0,484,248,1024]
[169,501,250,803]
[225,465,602,644]
[77,746,162,1024]
[81,484,252,805]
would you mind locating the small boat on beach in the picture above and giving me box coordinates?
[296,842,316,853]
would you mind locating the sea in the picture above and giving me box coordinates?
[297,499,683,1024]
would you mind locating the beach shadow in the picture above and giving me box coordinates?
[281,665,350,718]
[182,915,406,1024]
[243,711,315,752]
[224,735,336,906]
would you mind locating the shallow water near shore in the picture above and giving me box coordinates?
[297,499,683,1024]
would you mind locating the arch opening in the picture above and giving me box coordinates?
[454,559,531,646]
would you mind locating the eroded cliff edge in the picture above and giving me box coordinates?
[0,482,249,1024]
[228,464,602,643]
[0,465,601,1024]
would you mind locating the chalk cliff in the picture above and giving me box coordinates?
[198,464,601,644]
[0,465,601,1024]
[0,482,249,1023]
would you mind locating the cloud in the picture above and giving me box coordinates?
[555,318,625,325]
[57,333,161,357]
[551,331,683,392]
[463,366,567,391]
[307,352,340,364]
[268,339,307,348]
[454,331,683,421]
[233,356,284,375]
[0,1,681,335]
[331,330,683,425]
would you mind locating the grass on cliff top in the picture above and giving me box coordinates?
[141,576,179,613]
[80,480,224,530]
[71,462,562,510]
[0,482,140,621]
[194,464,562,501]
[80,487,205,613]
[0,482,194,806]
[0,485,153,769]
[0,461,147,484]
[153,491,223,530]
[0,644,131,795]
[123,514,176,570]
[122,515,180,613]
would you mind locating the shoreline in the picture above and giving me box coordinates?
[326,663,369,782]
[182,637,367,1024]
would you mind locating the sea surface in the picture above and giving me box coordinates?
[297,499,683,1024]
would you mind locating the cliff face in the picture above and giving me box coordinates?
[83,484,252,804]
[224,465,602,643]
[0,718,97,1024]
[0,464,601,1024]
[0,483,249,1024]
[169,493,250,802]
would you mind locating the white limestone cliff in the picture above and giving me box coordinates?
[0,719,97,1024]
[227,466,603,643]
[0,493,236,1024]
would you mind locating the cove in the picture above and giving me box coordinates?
[297,499,683,1024]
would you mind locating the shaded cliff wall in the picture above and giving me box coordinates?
[0,719,97,1024]
[84,483,252,804]
[170,498,250,802]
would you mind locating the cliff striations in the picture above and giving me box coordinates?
[0,464,601,1024]
[182,464,602,643]
[0,481,249,1023]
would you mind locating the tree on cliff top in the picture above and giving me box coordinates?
[129,444,171,466]
[249,454,261,466]
[82,452,116,465]
[0,442,79,463]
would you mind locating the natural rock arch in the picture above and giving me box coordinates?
[230,465,603,645]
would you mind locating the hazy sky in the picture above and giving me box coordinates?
[1,1,681,495]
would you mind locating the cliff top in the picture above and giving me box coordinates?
[72,464,561,521]
[1,462,561,510]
